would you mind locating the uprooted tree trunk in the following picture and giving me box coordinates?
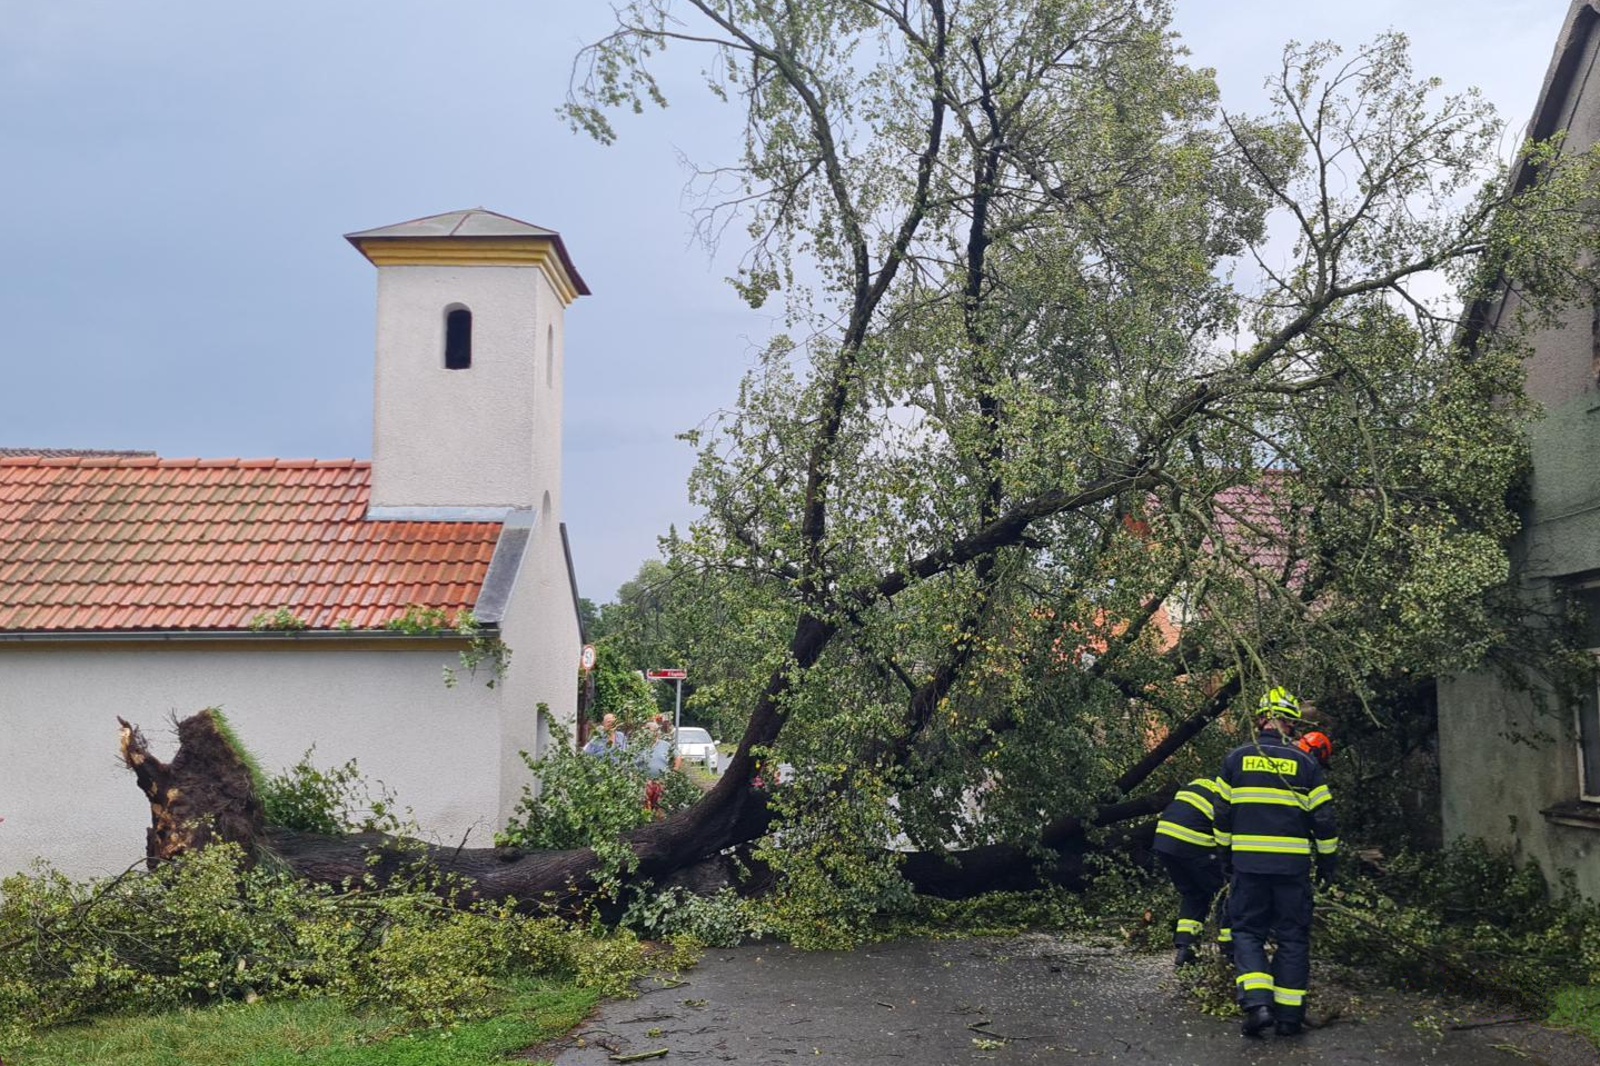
[118,709,1185,904]
[119,711,267,869]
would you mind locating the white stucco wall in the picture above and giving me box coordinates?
[493,509,582,816]
[369,264,567,511]
[0,639,508,881]
[1439,670,1600,900]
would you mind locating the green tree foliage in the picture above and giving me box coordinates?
[566,1,1600,912]
[577,595,601,639]
[751,764,915,948]
[600,558,793,738]
[588,640,659,725]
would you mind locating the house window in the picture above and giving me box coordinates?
[445,308,472,370]
[1582,663,1600,802]
[1570,581,1600,802]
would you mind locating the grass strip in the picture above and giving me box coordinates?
[13,979,597,1066]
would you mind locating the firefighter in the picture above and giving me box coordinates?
[1152,776,1232,968]
[1298,730,1333,768]
[1214,687,1338,1038]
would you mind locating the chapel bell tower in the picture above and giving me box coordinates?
[345,208,589,517]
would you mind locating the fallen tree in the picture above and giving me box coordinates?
[121,3,1600,912]
[119,707,1176,903]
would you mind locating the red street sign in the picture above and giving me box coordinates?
[646,669,687,680]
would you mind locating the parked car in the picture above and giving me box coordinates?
[675,726,721,773]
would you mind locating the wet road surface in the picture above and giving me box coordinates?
[543,934,1599,1065]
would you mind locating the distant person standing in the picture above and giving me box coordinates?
[637,720,673,777]
[1153,777,1232,968]
[1215,687,1338,1039]
[583,713,629,759]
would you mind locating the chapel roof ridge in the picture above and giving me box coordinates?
[344,207,559,241]
[0,456,369,469]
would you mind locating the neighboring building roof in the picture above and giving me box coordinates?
[0,458,502,633]
[1206,473,1300,581]
[1121,471,1300,583]
[0,448,156,458]
[1463,1,1599,348]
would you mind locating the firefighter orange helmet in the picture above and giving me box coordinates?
[1298,730,1333,766]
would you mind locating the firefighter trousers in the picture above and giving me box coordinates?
[1158,851,1228,949]
[1229,871,1313,1022]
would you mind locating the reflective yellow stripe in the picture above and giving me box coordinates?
[1214,779,1233,800]
[1176,918,1203,935]
[1231,834,1312,855]
[1315,837,1339,855]
[1176,789,1216,820]
[1156,822,1216,848]
[1273,986,1306,1006]
[1217,927,1233,943]
[1306,785,1332,810]
[1236,971,1273,991]
[1231,785,1309,808]
[1213,830,1233,846]
[1192,777,1224,797]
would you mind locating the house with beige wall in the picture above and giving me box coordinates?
[0,209,588,880]
[1437,5,1600,900]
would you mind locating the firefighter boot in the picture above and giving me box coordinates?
[1241,1005,1274,1038]
[1174,945,1198,969]
[1275,1018,1304,1037]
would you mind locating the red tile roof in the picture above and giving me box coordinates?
[0,458,502,632]
[0,448,156,458]
[1208,474,1300,580]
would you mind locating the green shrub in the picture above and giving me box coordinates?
[0,844,660,1053]
[1551,985,1600,1045]
[569,927,653,998]
[260,747,400,834]
[496,732,703,852]
[1315,841,1600,1010]
[0,845,345,1044]
[331,897,585,1028]
[1077,848,1177,951]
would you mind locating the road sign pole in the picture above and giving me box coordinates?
[673,678,683,761]
[645,670,689,761]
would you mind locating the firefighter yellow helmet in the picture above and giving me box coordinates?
[1257,686,1303,720]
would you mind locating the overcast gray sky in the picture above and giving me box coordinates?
[0,1,1569,602]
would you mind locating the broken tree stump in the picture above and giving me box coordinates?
[118,708,267,868]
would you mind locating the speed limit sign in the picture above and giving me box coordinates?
[579,644,597,672]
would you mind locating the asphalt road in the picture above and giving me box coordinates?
[541,934,1599,1066]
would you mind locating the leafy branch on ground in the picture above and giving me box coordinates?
[0,843,672,1056]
